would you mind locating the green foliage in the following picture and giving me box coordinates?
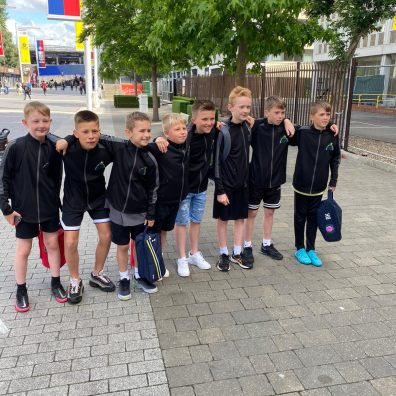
[148,0,328,79]
[0,0,18,68]
[306,0,396,61]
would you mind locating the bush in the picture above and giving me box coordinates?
[114,95,160,108]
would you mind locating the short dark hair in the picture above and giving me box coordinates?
[310,101,331,115]
[125,111,151,130]
[192,100,216,116]
[74,110,99,126]
[264,96,286,111]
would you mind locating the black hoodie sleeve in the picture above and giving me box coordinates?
[329,136,341,188]
[214,132,225,195]
[144,152,160,220]
[0,141,15,216]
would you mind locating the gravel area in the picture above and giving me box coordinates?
[347,136,396,164]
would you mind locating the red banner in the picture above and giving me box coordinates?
[36,40,46,68]
[0,32,4,57]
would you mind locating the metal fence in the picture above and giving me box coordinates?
[179,61,356,149]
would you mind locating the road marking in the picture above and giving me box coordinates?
[351,121,394,128]
[350,126,393,129]
[0,319,9,334]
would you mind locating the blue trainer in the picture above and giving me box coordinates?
[306,250,323,267]
[294,248,311,265]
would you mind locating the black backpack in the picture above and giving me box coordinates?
[317,190,342,242]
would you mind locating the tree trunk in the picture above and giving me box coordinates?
[236,40,247,86]
[345,37,360,62]
[151,63,159,122]
[134,72,138,96]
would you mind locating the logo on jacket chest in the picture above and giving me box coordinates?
[325,143,334,151]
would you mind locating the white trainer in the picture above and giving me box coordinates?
[163,268,170,278]
[188,251,211,270]
[177,257,190,277]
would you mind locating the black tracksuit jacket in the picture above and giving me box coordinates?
[214,120,250,195]
[99,136,159,220]
[148,135,191,205]
[250,118,290,189]
[188,124,216,194]
[62,139,113,213]
[0,133,62,222]
[291,125,341,195]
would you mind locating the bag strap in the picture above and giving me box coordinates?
[328,190,334,200]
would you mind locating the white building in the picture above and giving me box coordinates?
[313,17,396,94]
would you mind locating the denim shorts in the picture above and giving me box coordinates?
[175,191,207,225]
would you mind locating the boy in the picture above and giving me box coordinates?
[0,101,67,312]
[159,101,216,276]
[148,113,191,255]
[57,110,115,304]
[243,96,294,264]
[292,101,341,267]
[95,112,160,300]
[213,86,252,272]
[174,101,216,276]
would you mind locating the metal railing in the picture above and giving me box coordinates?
[353,93,396,108]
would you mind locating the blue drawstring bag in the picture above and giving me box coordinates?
[317,190,342,242]
[135,227,166,282]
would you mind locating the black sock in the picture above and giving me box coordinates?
[16,283,27,293]
[51,276,61,288]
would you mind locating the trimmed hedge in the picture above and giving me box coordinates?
[173,96,195,103]
[114,95,160,108]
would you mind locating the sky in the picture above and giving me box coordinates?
[5,0,76,48]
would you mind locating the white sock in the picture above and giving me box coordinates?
[244,241,252,248]
[219,246,228,255]
[119,271,129,280]
[263,239,271,247]
[134,267,140,279]
[233,245,242,255]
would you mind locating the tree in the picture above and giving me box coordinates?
[83,0,191,121]
[0,1,18,68]
[151,0,329,85]
[307,0,396,62]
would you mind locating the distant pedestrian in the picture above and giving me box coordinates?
[23,84,31,100]
[41,81,48,96]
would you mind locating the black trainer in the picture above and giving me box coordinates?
[68,279,84,304]
[133,276,158,294]
[216,254,230,272]
[118,278,131,301]
[260,243,283,260]
[243,246,254,265]
[52,283,68,303]
[89,271,116,292]
[15,288,30,313]
[230,252,253,269]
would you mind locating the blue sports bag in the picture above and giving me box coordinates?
[135,227,166,282]
[317,190,342,242]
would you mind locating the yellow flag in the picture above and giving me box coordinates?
[393,16,396,30]
[76,22,84,51]
[19,35,31,64]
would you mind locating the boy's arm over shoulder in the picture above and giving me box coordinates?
[98,134,126,156]
[147,142,162,158]
[0,141,17,217]
[287,124,302,146]
[329,135,341,189]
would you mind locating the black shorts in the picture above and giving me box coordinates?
[111,222,145,245]
[249,185,281,210]
[16,218,60,239]
[151,203,180,233]
[61,208,110,231]
[213,188,248,221]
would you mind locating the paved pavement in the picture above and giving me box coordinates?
[0,95,396,395]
